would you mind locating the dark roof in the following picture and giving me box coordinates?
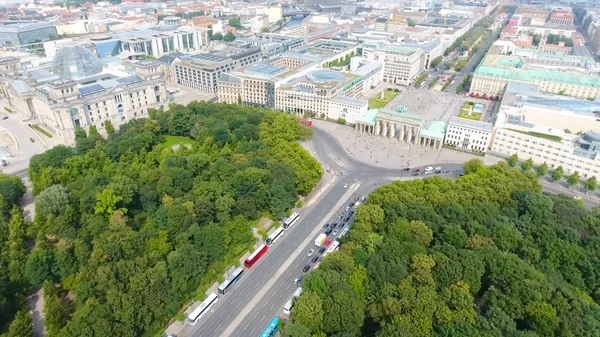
[157,52,185,64]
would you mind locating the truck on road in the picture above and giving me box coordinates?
[315,233,327,247]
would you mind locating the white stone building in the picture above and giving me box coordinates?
[444,116,493,153]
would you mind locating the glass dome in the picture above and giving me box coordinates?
[52,46,103,80]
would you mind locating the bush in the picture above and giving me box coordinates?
[394,88,400,92]
[336,118,346,125]
[4,107,12,112]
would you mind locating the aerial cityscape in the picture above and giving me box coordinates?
[1,0,600,336]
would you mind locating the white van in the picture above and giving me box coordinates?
[425,166,433,171]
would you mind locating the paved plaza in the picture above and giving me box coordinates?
[386,86,466,124]
[312,120,492,170]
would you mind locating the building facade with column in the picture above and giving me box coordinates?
[354,107,446,150]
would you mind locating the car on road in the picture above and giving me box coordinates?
[325,239,332,246]
[349,210,355,216]
[349,202,355,207]
[332,229,338,236]
[411,172,419,176]
[443,170,450,173]
[413,168,420,172]
[331,223,337,229]
[319,247,326,254]
[424,171,431,175]
[426,166,433,171]
[323,223,329,228]
[343,183,348,189]
[344,216,351,222]
[435,166,442,170]
[1,159,7,167]
[307,249,314,257]
[294,277,303,285]
[29,137,35,143]
[403,167,410,171]
[342,171,346,176]
[302,265,310,272]
[325,229,332,235]
[2,116,7,120]
[311,256,319,263]
[434,170,442,174]
[360,196,366,202]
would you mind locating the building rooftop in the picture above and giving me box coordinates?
[420,121,447,140]
[355,108,379,125]
[475,54,600,88]
[449,116,493,131]
[9,80,31,96]
[331,96,367,106]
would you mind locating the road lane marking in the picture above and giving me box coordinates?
[219,185,361,337]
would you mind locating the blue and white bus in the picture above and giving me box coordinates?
[218,267,244,295]
[259,316,279,337]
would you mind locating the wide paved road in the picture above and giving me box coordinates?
[183,129,466,337]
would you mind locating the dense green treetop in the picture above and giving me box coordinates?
[287,160,600,337]
[10,102,322,336]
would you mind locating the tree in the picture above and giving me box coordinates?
[283,321,312,337]
[44,281,68,337]
[104,120,115,135]
[4,310,33,337]
[224,31,236,42]
[35,184,70,223]
[24,248,55,286]
[228,17,243,29]
[322,289,364,336]
[0,173,26,214]
[520,158,533,172]
[7,206,28,282]
[261,27,270,33]
[211,32,223,40]
[463,159,484,174]
[567,171,580,187]
[585,176,597,192]
[536,162,548,177]
[508,153,518,167]
[551,166,564,182]
[430,56,443,68]
[292,291,324,332]
[94,188,123,215]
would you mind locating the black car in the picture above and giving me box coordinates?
[411,172,419,176]
[403,167,411,171]
[349,202,355,208]
[319,247,326,254]
[331,223,338,229]
[344,217,351,222]
[325,228,332,235]
[311,256,319,263]
[354,197,360,201]
[349,211,355,216]
[302,265,310,272]
[434,170,441,174]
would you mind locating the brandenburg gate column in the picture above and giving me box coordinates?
[382,122,388,138]
[408,127,413,144]
[390,123,396,139]
[375,121,380,136]
[399,125,405,141]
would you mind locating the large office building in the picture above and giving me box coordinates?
[0,21,59,47]
[236,33,304,60]
[364,43,425,85]
[470,46,600,99]
[174,47,262,93]
[490,82,600,179]
[217,49,380,124]
[114,27,209,58]
[0,46,169,143]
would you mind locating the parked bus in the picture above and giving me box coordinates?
[245,244,268,268]
[218,267,244,295]
[187,292,218,326]
[324,241,340,257]
[266,227,284,246]
[314,233,327,247]
[283,287,303,315]
[259,316,279,337]
[283,212,300,229]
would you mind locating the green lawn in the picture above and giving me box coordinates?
[459,102,481,121]
[160,135,195,148]
[368,90,399,109]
